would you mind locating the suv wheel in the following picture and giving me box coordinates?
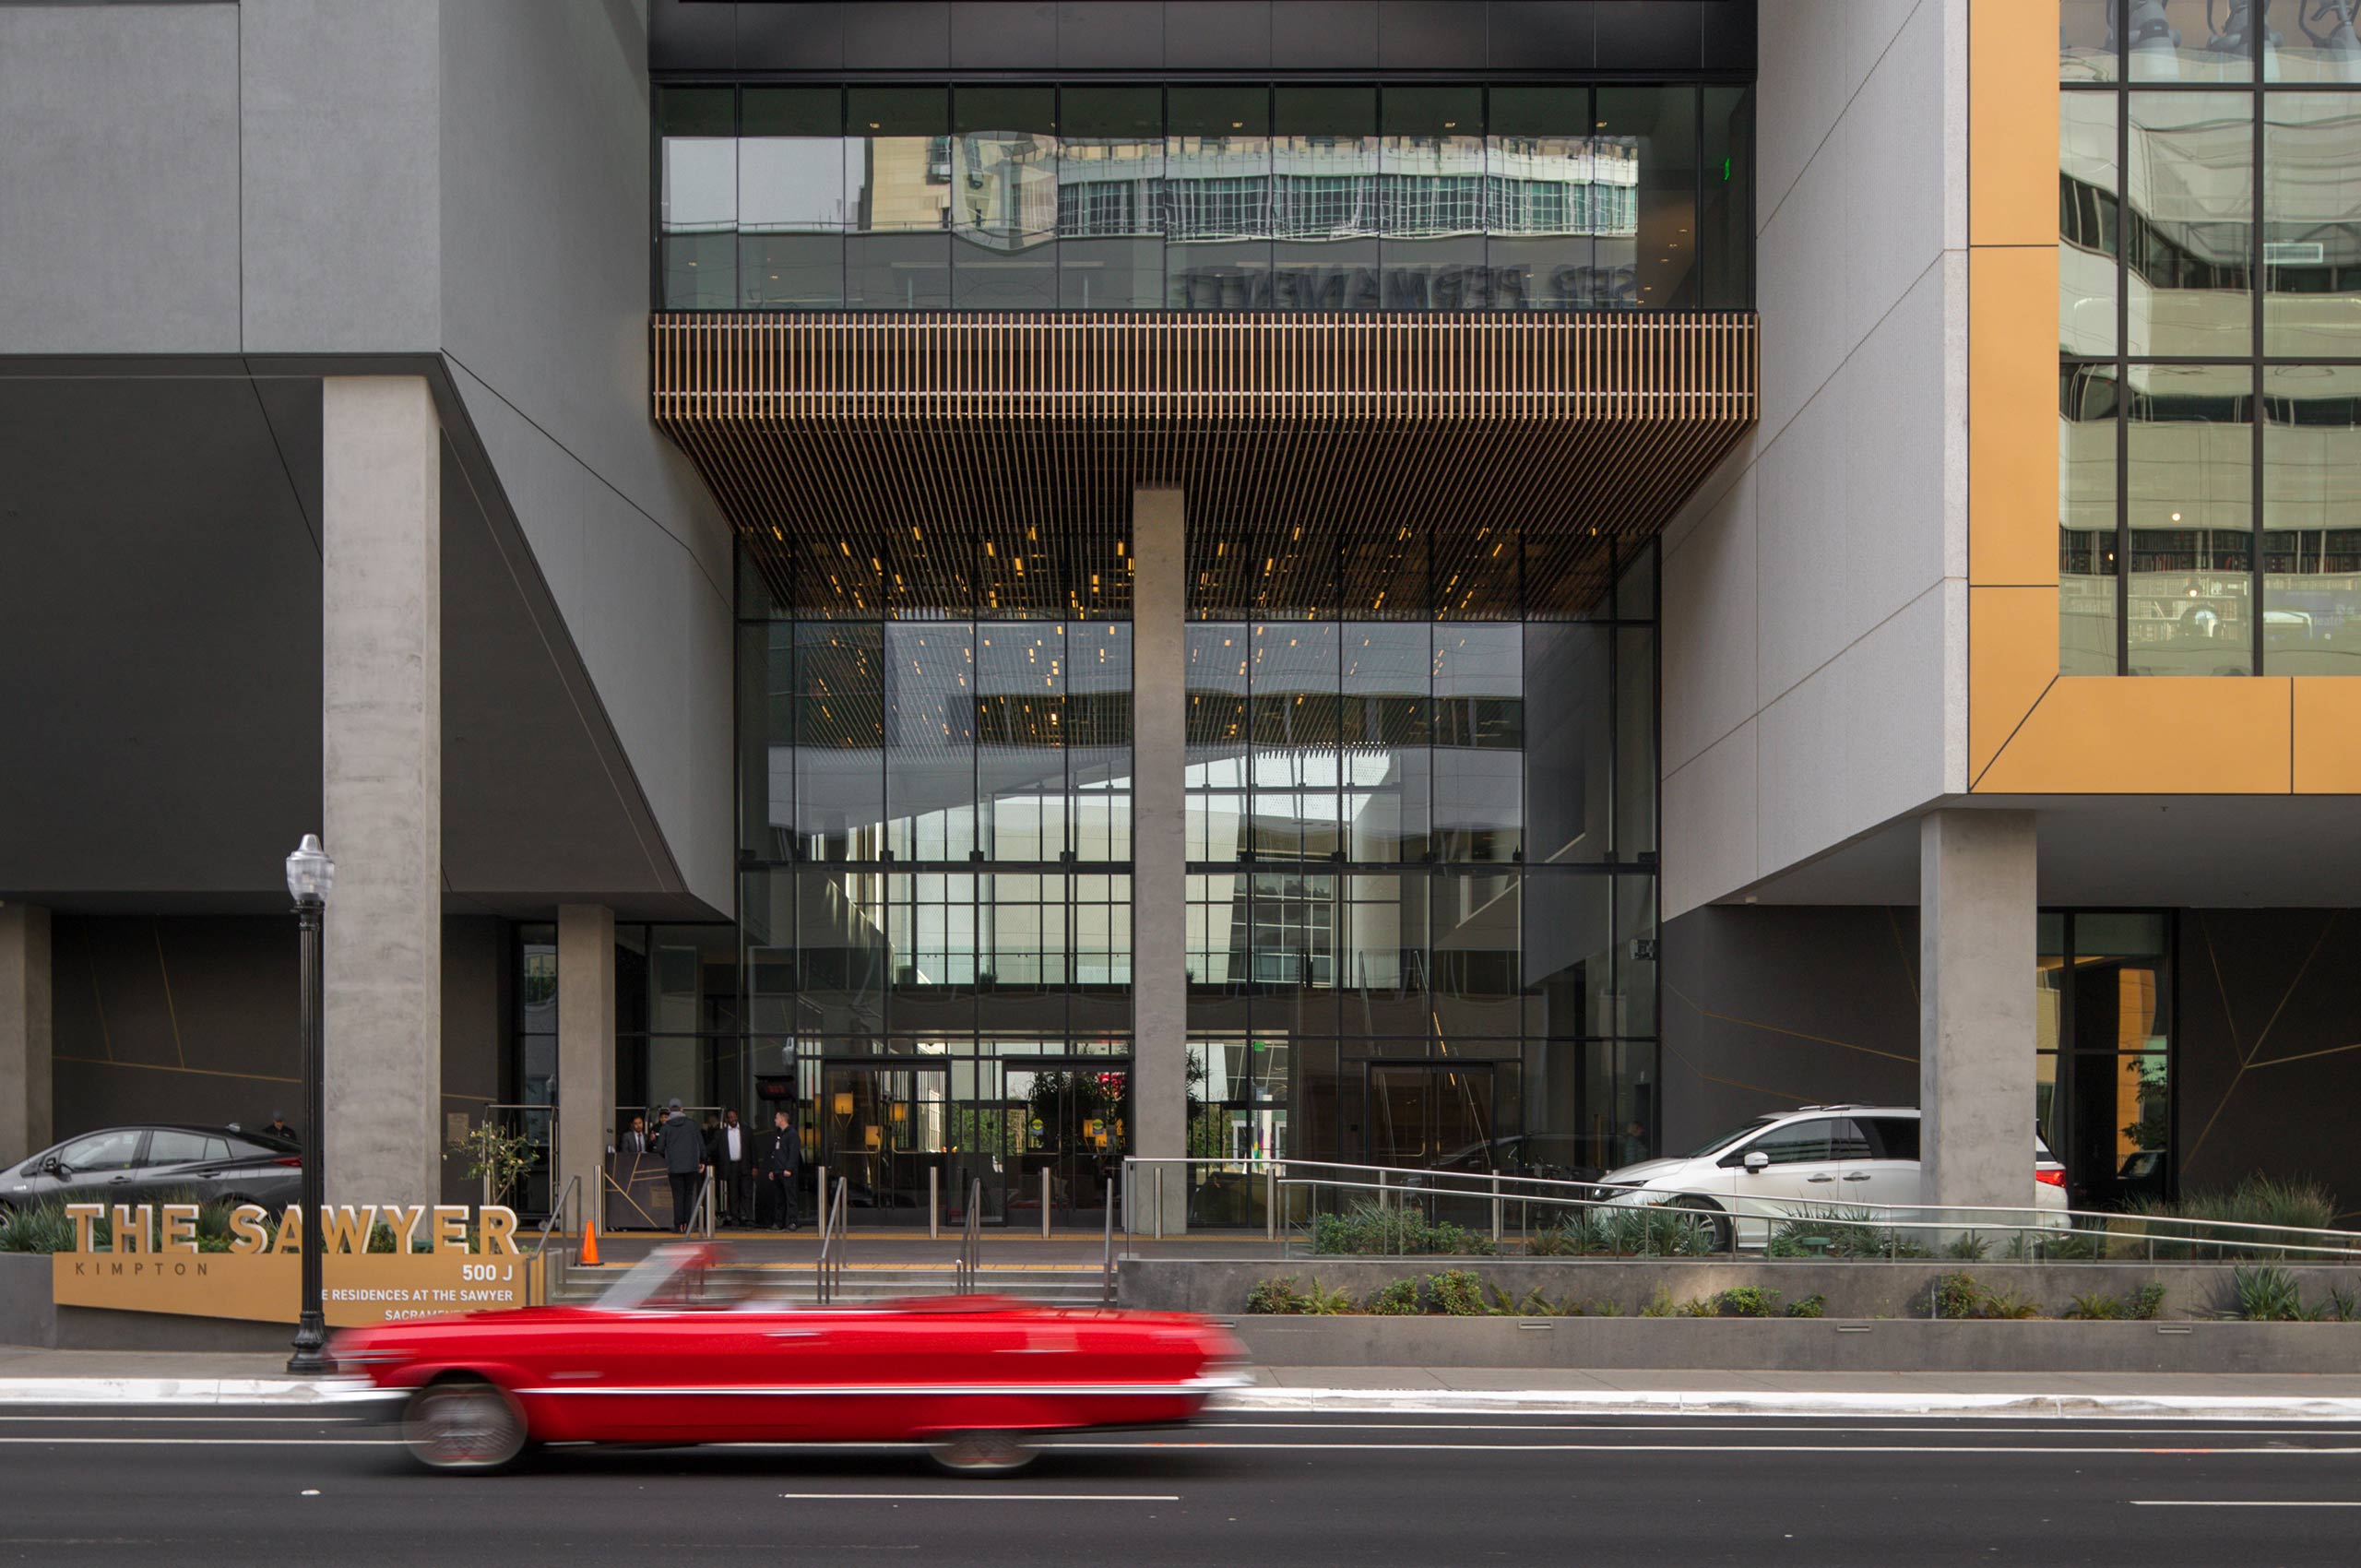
[1670,1197,1731,1253]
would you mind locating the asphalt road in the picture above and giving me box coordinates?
[1,1405,2357,1566]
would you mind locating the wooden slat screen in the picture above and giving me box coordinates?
[652,311,1757,619]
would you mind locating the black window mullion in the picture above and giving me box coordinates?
[2115,77,2130,676]
[2251,78,2267,674]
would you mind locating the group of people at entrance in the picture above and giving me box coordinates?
[620,1101,801,1233]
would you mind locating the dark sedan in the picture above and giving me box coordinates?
[3,1125,302,1218]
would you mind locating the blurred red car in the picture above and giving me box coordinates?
[336,1245,1249,1475]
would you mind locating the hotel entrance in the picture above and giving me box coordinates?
[943,1059,1130,1230]
[816,1063,949,1225]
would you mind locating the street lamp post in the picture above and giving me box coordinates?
[284,833,335,1374]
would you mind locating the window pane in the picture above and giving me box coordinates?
[1343,624,1430,862]
[795,623,884,858]
[1750,1118,1837,1165]
[1614,627,1655,865]
[1186,624,1250,862]
[2126,91,2253,357]
[2267,0,2361,79]
[660,85,737,308]
[2060,91,2119,356]
[1523,873,1611,1039]
[2263,364,2361,674]
[739,624,794,861]
[794,867,888,1037]
[2264,93,2361,356]
[1597,87,1698,310]
[1168,85,1272,309]
[1060,86,1164,309]
[2126,1,2251,81]
[2127,362,2254,677]
[978,623,1068,861]
[1379,85,1487,308]
[1249,622,1342,862]
[2059,364,2121,675]
[1273,86,1379,308]
[1431,624,1523,862]
[953,86,1058,309]
[2060,0,2120,82]
[741,88,844,307]
[1523,624,1608,864]
[1487,85,1594,309]
[846,86,950,308]
[1069,623,1132,861]
[1701,86,1753,309]
[1339,871,1427,1036]
[885,623,978,861]
[1431,872,1523,1039]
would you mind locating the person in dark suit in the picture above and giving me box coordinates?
[655,1099,706,1233]
[714,1109,753,1227]
[759,1108,801,1230]
[261,1112,300,1146]
[620,1115,649,1158]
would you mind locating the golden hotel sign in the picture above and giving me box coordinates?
[53,1203,541,1326]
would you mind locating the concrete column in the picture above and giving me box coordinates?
[0,904,53,1164]
[322,376,441,1209]
[557,903,617,1229]
[1130,487,1188,1231]
[1919,809,2038,1216]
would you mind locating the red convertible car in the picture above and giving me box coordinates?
[335,1245,1249,1475]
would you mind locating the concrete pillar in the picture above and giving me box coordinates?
[322,376,441,1209]
[1130,487,1188,1231]
[557,904,617,1229]
[1919,809,2037,1216]
[0,904,53,1163]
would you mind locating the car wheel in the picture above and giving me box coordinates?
[1670,1197,1732,1253]
[929,1430,1038,1476]
[402,1378,529,1474]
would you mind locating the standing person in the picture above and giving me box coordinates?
[261,1111,300,1146]
[620,1114,649,1158]
[759,1108,801,1231]
[716,1109,752,1227]
[656,1099,706,1233]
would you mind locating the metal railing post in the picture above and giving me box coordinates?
[1490,1174,1501,1245]
[1154,1165,1167,1241]
[1041,1167,1052,1240]
[929,1166,940,1241]
[1102,1180,1118,1307]
[1266,1161,1278,1242]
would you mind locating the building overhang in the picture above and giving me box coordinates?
[652,310,1756,617]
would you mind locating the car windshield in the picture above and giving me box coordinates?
[594,1243,771,1313]
[1676,1118,1778,1161]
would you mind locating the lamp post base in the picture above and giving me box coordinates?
[287,1313,334,1375]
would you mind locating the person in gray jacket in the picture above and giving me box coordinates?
[655,1099,707,1233]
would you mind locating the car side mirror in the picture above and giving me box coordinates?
[41,1155,63,1175]
[1742,1150,1770,1175]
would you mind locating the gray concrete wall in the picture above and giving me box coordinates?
[321,377,443,1210]
[0,906,52,1166]
[1660,0,1970,917]
[1920,810,2036,1214]
[0,4,243,353]
[1130,489,1188,1229]
[435,0,734,913]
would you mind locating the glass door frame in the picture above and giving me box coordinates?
[815,1058,953,1226]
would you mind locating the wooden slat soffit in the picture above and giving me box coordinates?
[652,311,1757,619]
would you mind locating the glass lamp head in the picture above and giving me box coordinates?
[285,834,336,906]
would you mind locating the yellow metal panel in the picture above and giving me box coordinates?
[1969,246,2060,587]
[1975,677,2294,794]
[1970,0,2061,248]
[1970,587,2059,782]
[2293,679,2361,793]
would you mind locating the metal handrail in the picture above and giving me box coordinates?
[814,1177,850,1303]
[535,1172,583,1301]
[1101,1177,1119,1306]
[955,1179,982,1295]
[681,1168,718,1241]
[1117,1155,2361,1257]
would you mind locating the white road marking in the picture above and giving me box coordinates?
[1045,1440,2361,1456]
[773,1493,1179,1503]
[2130,1500,2361,1508]
[0,1415,363,1424]
[1198,1421,2361,1439]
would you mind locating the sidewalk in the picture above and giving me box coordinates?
[6,1345,2361,1419]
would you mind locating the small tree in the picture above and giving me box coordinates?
[446,1119,535,1208]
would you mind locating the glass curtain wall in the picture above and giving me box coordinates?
[2060,7,2361,674]
[734,597,1136,1225]
[1184,541,1660,1187]
[658,83,1754,312]
[2035,910,2173,1209]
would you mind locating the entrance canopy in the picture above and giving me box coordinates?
[653,310,1756,619]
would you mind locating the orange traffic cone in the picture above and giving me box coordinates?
[579,1219,600,1267]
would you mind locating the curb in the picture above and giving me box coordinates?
[0,1376,2356,1420]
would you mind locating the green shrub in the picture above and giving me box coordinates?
[2330,1283,2359,1324]
[1942,1231,1991,1261]
[1247,1276,1313,1315]
[1637,1284,1677,1318]
[1426,1268,1488,1317]
[1303,1278,1356,1315]
[1714,1286,1782,1319]
[1779,1206,1928,1261]
[2129,1176,2343,1261]
[1930,1272,1983,1320]
[1979,1286,2042,1320]
[2131,1281,2168,1321]
[1674,1295,1716,1317]
[0,1203,80,1253]
[1585,1296,1623,1317]
[1786,1294,1826,1319]
[1312,1199,1496,1257]
[2061,1290,2128,1321]
[2233,1264,2315,1322]
[1364,1277,1420,1316]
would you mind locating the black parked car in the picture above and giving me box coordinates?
[3,1125,302,1218]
